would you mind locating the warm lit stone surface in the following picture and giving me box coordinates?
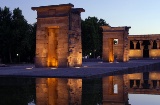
[101,26,131,62]
[103,75,129,105]
[32,4,84,67]
[128,34,160,58]
[36,78,82,105]
[103,71,160,105]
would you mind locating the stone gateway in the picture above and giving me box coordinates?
[32,3,85,67]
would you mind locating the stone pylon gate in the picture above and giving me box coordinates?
[103,75,129,105]
[32,4,84,67]
[101,26,131,62]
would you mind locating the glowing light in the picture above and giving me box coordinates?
[17,54,19,56]
[51,68,57,70]
[26,67,33,70]
[109,62,113,63]
[83,66,88,67]
[75,67,80,68]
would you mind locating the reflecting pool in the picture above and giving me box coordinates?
[1,71,160,105]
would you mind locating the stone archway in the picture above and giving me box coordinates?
[47,27,59,67]
[32,4,85,67]
[101,26,131,62]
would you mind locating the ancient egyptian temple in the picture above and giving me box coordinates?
[32,4,84,67]
[32,3,160,67]
[102,26,160,62]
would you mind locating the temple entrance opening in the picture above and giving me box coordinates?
[109,38,114,62]
[32,3,85,67]
[47,27,59,67]
[102,26,130,62]
[142,40,150,58]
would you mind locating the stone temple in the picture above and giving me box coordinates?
[102,25,160,62]
[32,3,84,67]
[32,3,160,67]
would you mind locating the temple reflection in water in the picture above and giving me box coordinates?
[103,72,160,105]
[36,78,82,105]
[35,71,160,105]
[0,72,160,105]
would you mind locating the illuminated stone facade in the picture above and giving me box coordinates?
[128,35,160,58]
[103,75,129,105]
[101,26,131,62]
[36,78,82,105]
[103,72,160,105]
[32,4,84,67]
[102,25,160,62]
[123,72,160,94]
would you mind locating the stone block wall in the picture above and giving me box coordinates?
[36,78,82,105]
[68,11,82,67]
[103,75,129,105]
[32,4,84,67]
[128,34,160,59]
[102,26,130,62]
[129,50,143,58]
[149,49,160,58]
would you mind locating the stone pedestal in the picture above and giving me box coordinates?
[32,3,84,67]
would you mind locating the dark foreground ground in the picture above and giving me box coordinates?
[0,59,160,78]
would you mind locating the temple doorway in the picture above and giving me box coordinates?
[143,40,150,58]
[47,28,59,67]
[109,38,114,62]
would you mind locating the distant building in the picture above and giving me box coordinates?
[102,25,160,62]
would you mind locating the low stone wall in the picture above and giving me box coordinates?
[129,49,143,58]
[149,49,160,58]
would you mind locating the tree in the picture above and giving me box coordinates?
[20,23,36,63]
[0,7,36,63]
[0,7,13,63]
[81,16,109,58]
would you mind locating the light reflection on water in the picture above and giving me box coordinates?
[28,102,35,105]
[1,71,160,105]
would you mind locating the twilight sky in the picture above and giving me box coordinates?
[1,0,160,35]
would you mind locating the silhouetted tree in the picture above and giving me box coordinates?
[0,7,36,63]
[0,7,13,63]
[81,16,109,58]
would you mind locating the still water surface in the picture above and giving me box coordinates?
[0,72,160,105]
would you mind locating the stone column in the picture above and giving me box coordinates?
[132,41,138,49]
[139,80,143,89]
[139,41,144,58]
[149,40,153,49]
[139,41,143,49]
[150,80,153,89]
[148,80,152,89]
[133,80,137,88]
[156,40,159,49]
[156,80,159,89]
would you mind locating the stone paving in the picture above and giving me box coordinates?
[0,59,160,78]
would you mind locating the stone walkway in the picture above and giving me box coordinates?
[0,59,160,78]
